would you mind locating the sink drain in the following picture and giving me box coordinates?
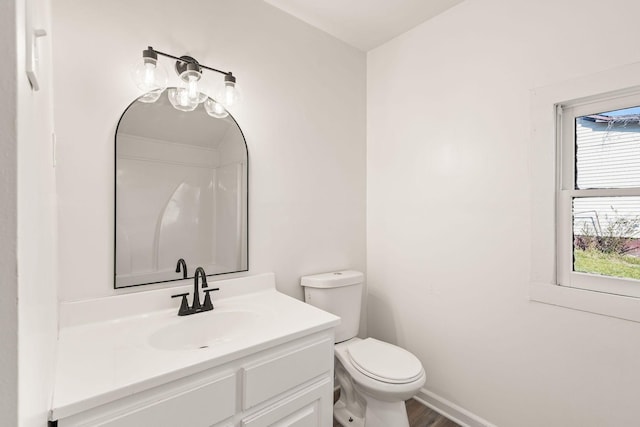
[199,345,209,349]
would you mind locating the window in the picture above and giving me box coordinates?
[558,91,640,298]
[530,64,640,322]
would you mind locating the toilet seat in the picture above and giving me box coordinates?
[347,338,423,384]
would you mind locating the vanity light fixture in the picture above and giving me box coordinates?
[131,46,241,116]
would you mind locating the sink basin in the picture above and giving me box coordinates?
[149,308,262,351]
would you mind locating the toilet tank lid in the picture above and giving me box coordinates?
[300,270,364,288]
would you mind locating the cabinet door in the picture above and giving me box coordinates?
[241,378,332,427]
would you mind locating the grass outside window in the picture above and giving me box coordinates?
[574,249,640,281]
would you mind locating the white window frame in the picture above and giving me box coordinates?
[557,92,640,299]
[529,62,640,323]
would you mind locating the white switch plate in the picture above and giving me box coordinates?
[25,0,47,91]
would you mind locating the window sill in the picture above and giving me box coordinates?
[529,282,640,323]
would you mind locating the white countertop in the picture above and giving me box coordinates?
[50,273,340,421]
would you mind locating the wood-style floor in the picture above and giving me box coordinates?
[332,398,461,427]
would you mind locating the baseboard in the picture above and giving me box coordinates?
[414,388,496,427]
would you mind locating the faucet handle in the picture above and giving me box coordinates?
[202,288,220,311]
[171,293,191,316]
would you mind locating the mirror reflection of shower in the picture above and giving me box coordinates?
[115,90,248,288]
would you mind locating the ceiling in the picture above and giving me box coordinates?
[263,0,464,51]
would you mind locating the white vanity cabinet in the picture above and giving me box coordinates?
[54,331,335,427]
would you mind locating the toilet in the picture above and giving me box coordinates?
[301,271,426,427]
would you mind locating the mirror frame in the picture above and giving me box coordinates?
[113,90,249,289]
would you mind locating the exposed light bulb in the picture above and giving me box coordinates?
[188,75,199,101]
[218,73,241,108]
[179,68,207,104]
[168,88,197,112]
[224,84,236,105]
[131,48,168,102]
[144,62,155,86]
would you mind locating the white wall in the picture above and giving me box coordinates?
[0,0,19,424]
[52,0,366,302]
[367,0,640,426]
[6,0,59,426]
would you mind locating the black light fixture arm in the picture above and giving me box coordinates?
[146,46,233,78]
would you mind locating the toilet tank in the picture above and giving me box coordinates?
[300,270,364,343]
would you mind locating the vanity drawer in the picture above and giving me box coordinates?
[60,373,236,427]
[242,338,333,410]
[241,377,333,427]
[99,373,235,427]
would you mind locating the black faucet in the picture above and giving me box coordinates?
[175,258,188,279]
[171,267,219,316]
[191,267,207,310]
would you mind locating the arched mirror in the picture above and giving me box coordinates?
[115,89,248,288]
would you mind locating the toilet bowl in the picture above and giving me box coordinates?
[334,337,426,427]
[300,271,426,427]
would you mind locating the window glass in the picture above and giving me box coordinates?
[573,196,640,281]
[575,106,640,189]
[572,105,640,283]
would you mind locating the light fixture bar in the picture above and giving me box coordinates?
[146,46,231,78]
[134,45,241,113]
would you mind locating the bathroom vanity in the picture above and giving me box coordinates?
[49,274,339,426]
